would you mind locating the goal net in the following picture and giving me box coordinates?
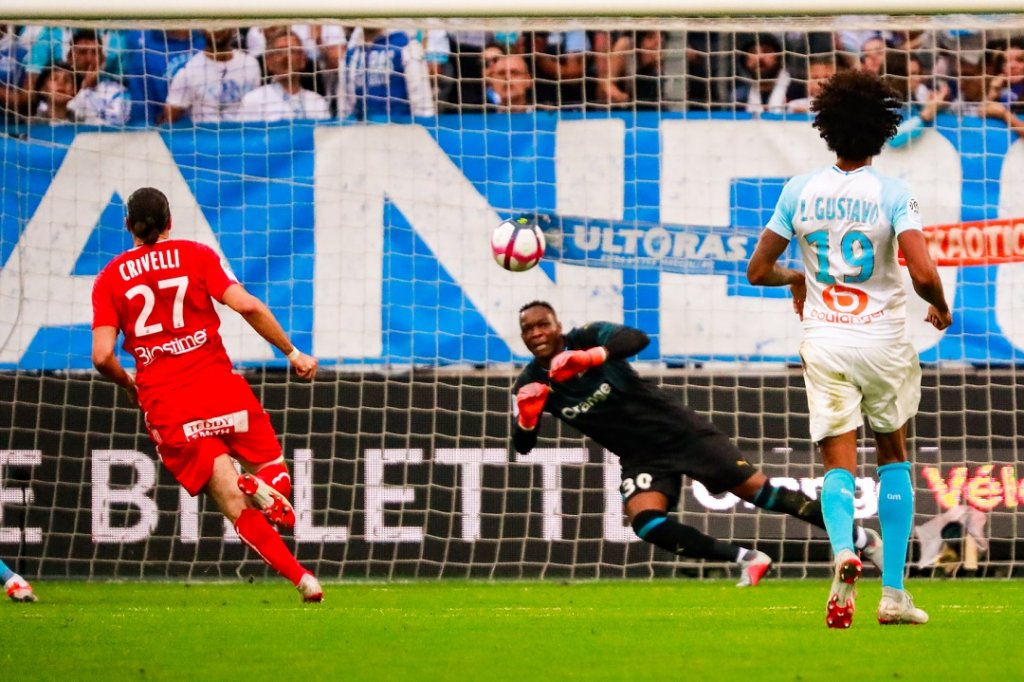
[1,10,1022,581]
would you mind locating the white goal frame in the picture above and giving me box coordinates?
[2,0,1022,21]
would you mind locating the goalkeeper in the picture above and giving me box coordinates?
[512,300,882,586]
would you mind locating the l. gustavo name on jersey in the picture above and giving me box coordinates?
[134,329,208,366]
[561,383,613,419]
[182,409,249,441]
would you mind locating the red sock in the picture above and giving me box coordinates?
[257,463,292,499]
[234,508,307,585]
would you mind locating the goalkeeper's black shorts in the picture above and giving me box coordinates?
[617,430,759,511]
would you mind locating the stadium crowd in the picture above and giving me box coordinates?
[0,21,1022,128]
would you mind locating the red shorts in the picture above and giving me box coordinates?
[140,373,281,496]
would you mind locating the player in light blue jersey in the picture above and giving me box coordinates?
[746,70,951,629]
[1,558,36,602]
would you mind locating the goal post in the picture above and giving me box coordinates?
[7,1,1024,21]
[1,9,1023,581]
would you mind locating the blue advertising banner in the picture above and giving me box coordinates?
[536,213,772,276]
[1,112,1023,369]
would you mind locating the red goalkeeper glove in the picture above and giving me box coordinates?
[516,382,550,430]
[548,347,608,383]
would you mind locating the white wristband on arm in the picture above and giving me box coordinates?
[287,347,302,361]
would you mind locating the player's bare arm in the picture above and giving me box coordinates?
[746,229,806,319]
[91,325,138,405]
[221,284,319,379]
[160,103,188,124]
[897,229,952,330]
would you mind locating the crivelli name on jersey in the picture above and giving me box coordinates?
[118,248,181,281]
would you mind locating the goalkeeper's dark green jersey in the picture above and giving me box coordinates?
[512,321,714,458]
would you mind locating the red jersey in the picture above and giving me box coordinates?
[92,239,239,392]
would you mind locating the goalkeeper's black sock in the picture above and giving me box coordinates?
[631,510,741,561]
[753,481,825,526]
[752,481,866,548]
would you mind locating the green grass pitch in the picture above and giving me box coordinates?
[5,579,1021,681]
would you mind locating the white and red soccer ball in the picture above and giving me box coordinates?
[491,216,546,272]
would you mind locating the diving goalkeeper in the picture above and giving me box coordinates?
[512,300,881,585]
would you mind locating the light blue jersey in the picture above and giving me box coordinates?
[766,165,922,346]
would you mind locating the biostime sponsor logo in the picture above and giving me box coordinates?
[134,329,208,366]
[182,410,249,442]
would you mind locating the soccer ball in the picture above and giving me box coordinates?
[491,216,546,272]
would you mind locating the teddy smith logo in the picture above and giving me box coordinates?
[182,410,249,441]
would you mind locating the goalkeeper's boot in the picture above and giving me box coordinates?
[877,587,929,625]
[238,473,296,529]
[859,528,884,574]
[297,573,323,603]
[826,549,861,629]
[5,576,37,603]
[736,550,772,587]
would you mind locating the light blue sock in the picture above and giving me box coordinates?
[0,559,14,583]
[821,468,857,556]
[878,461,914,590]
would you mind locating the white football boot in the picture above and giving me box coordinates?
[5,575,37,603]
[297,573,323,603]
[736,550,772,587]
[877,587,929,625]
[826,549,862,629]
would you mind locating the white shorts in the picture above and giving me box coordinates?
[799,339,922,443]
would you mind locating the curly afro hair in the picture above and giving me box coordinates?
[811,70,903,161]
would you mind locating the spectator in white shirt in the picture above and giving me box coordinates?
[163,28,261,123]
[246,23,346,66]
[238,31,330,121]
[66,29,130,126]
[248,23,346,114]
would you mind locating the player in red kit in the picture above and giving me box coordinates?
[91,187,323,602]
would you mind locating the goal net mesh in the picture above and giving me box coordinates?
[1,13,1022,580]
